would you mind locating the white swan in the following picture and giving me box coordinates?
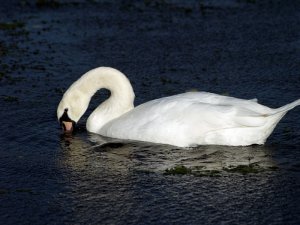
[57,67,300,147]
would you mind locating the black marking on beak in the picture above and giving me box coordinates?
[59,108,76,133]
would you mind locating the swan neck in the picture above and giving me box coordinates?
[57,67,135,124]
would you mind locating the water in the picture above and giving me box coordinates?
[0,0,300,224]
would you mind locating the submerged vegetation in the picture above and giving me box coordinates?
[164,165,192,175]
[2,95,19,103]
[194,170,221,177]
[0,21,28,40]
[36,0,60,8]
[0,42,8,56]
[0,22,24,30]
[224,164,278,175]
[0,20,29,84]
[0,188,35,195]
[164,164,278,176]
[224,164,262,174]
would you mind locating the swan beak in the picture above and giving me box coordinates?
[59,108,75,134]
[61,121,74,133]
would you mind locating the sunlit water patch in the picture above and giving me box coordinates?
[54,131,300,225]
[60,132,278,177]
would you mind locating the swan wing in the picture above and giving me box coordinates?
[99,92,271,146]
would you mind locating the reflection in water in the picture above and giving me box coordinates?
[60,133,277,175]
[58,133,298,225]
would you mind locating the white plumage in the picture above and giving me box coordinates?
[57,67,299,147]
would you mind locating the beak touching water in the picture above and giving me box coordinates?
[59,108,76,134]
[61,121,74,133]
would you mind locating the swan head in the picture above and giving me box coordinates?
[57,85,91,133]
[57,95,85,133]
[57,66,136,134]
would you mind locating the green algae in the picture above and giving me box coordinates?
[223,164,262,175]
[0,188,9,195]
[0,72,5,81]
[0,22,25,30]
[36,0,60,8]
[194,170,221,177]
[15,188,34,194]
[164,164,274,176]
[2,95,19,103]
[0,42,8,56]
[164,165,192,175]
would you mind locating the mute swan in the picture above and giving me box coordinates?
[57,67,300,147]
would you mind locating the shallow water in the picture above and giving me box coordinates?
[0,0,300,224]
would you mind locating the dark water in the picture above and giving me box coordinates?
[1,0,300,224]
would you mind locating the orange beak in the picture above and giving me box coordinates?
[62,121,74,133]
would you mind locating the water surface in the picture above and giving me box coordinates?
[0,0,300,224]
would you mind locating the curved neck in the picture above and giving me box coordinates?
[82,67,135,104]
[57,67,135,131]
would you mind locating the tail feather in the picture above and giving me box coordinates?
[258,99,300,143]
[274,99,300,114]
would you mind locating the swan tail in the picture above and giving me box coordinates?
[273,99,300,114]
[261,99,300,139]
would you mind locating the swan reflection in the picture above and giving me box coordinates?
[60,133,277,175]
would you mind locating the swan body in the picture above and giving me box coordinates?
[57,67,300,147]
